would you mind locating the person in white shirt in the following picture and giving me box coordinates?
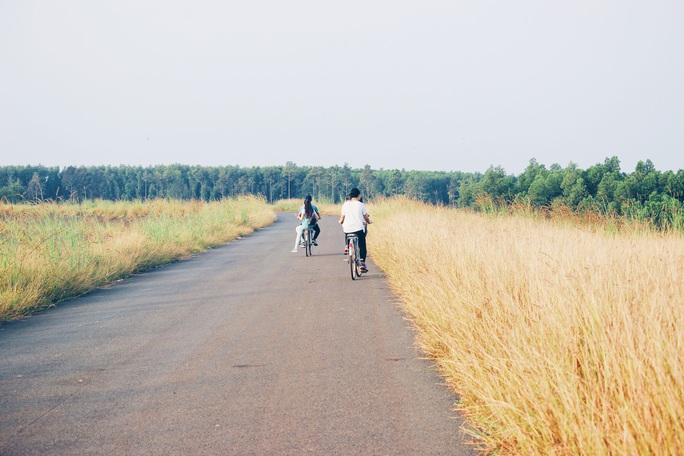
[338,188,372,273]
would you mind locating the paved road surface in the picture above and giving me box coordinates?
[1,213,476,455]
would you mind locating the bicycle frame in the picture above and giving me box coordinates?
[304,227,314,257]
[346,234,361,280]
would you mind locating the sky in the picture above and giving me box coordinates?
[1,1,682,176]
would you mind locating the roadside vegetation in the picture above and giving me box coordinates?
[3,157,684,233]
[273,198,340,215]
[0,196,275,321]
[4,193,683,453]
[369,197,684,455]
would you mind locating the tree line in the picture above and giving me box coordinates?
[2,157,683,229]
[0,161,460,205]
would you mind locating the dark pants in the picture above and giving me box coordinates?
[312,224,320,240]
[346,230,367,261]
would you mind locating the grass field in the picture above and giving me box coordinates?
[0,196,275,321]
[4,195,683,454]
[369,197,684,454]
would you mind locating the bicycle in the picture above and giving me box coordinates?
[346,233,361,280]
[303,226,314,257]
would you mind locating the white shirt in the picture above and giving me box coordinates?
[341,200,367,233]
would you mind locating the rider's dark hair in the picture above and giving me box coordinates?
[349,188,361,198]
[304,196,313,218]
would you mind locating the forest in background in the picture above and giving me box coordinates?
[2,157,683,229]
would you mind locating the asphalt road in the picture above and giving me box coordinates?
[1,213,476,455]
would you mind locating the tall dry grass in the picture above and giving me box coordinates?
[273,198,340,215]
[369,197,684,455]
[0,196,275,321]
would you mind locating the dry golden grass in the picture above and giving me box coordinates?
[369,197,684,455]
[0,196,275,321]
[273,198,339,215]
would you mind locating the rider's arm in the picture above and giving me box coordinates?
[338,214,345,224]
[363,213,371,224]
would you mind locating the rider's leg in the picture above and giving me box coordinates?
[293,225,304,251]
[312,224,320,240]
[357,231,367,262]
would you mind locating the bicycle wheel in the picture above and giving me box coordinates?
[305,229,313,257]
[350,237,360,280]
[349,237,356,280]
[353,239,361,278]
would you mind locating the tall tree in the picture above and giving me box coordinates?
[359,165,376,199]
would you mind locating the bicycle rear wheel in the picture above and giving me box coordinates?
[349,237,359,280]
[305,229,313,256]
[349,244,356,280]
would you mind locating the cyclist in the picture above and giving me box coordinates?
[291,195,320,253]
[341,194,367,252]
[299,195,321,246]
[338,188,371,272]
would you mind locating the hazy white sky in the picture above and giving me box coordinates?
[1,1,682,175]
